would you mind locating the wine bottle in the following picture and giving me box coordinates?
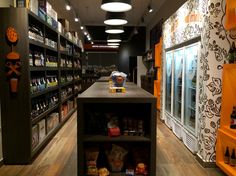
[230,148,236,166]
[230,106,236,129]
[224,146,230,164]
[228,42,235,64]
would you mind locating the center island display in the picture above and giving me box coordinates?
[77,82,157,175]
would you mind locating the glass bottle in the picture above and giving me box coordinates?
[230,148,236,166]
[224,146,230,164]
[230,106,236,129]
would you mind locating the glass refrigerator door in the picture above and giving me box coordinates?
[173,49,184,121]
[165,51,172,113]
[184,43,199,132]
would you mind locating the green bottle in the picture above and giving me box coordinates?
[228,42,236,64]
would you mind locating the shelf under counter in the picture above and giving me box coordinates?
[83,135,151,142]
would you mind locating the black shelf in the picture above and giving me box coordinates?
[61,67,73,71]
[60,81,74,88]
[83,135,151,142]
[60,51,73,57]
[77,82,156,175]
[31,104,59,125]
[0,8,83,164]
[61,94,74,104]
[74,78,82,83]
[31,86,59,98]
[30,66,46,71]
[29,39,45,48]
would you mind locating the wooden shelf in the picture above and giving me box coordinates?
[216,64,236,175]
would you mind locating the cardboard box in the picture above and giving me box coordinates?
[32,124,39,149]
[38,119,46,143]
[58,18,69,32]
[29,0,38,15]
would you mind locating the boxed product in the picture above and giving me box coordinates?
[32,124,39,149]
[38,119,46,143]
[51,8,58,21]
[28,0,39,15]
[46,1,52,15]
[58,18,70,32]
[58,22,63,33]
[47,114,54,133]
[38,7,46,21]
[38,0,47,12]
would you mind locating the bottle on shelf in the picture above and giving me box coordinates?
[224,146,230,164]
[227,42,236,64]
[230,148,236,166]
[230,106,236,129]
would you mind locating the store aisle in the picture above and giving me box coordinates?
[0,112,226,176]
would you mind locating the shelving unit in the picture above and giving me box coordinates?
[77,82,156,175]
[154,37,162,110]
[216,64,236,176]
[0,8,82,164]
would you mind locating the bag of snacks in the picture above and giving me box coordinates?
[106,144,128,172]
[85,148,99,175]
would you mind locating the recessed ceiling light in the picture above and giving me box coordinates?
[80,26,84,30]
[148,5,153,13]
[105,26,124,34]
[104,12,127,25]
[101,0,132,12]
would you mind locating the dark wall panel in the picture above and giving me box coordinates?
[87,52,118,66]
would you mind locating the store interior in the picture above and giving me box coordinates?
[0,0,235,175]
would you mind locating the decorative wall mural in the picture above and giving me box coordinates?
[163,0,235,163]
[5,27,21,93]
[198,0,234,163]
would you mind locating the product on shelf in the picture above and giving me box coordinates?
[47,112,59,133]
[227,42,236,64]
[45,38,57,49]
[61,87,73,101]
[98,167,109,176]
[85,148,99,176]
[230,148,236,166]
[106,144,128,172]
[224,146,230,164]
[32,124,39,149]
[38,119,46,143]
[46,55,58,67]
[107,116,121,137]
[46,75,58,88]
[28,25,44,43]
[135,163,148,175]
[230,106,236,129]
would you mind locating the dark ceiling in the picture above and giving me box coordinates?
[47,0,166,43]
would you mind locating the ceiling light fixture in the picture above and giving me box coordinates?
[148,5,153,13]
[105,25,124,34]
[84,31,88,35]
[80,26,84,30]
[104,12,127,25]
[65,1,71,11]
[101,0,132,12]
[75,14,79,22]
[107,34,121,42]
[107,42,120,46]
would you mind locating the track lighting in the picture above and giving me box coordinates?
[105,26,124,34]
[101,0,132,12]
[104,12,127,25]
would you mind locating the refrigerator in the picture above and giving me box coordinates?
[165,51,173,114]
[164,42,200,153]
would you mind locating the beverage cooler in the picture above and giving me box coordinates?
[163,42,200,153]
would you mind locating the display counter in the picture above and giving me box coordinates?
[77,82,157,175]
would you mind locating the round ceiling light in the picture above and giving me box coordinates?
[104,12,128,25]
[107,34,121,42]
[105,26,124,34]
[107,42,120,46]
[101,0,132,12]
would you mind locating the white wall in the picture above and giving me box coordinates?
[137,56,147,87]
[0,0,14,7]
